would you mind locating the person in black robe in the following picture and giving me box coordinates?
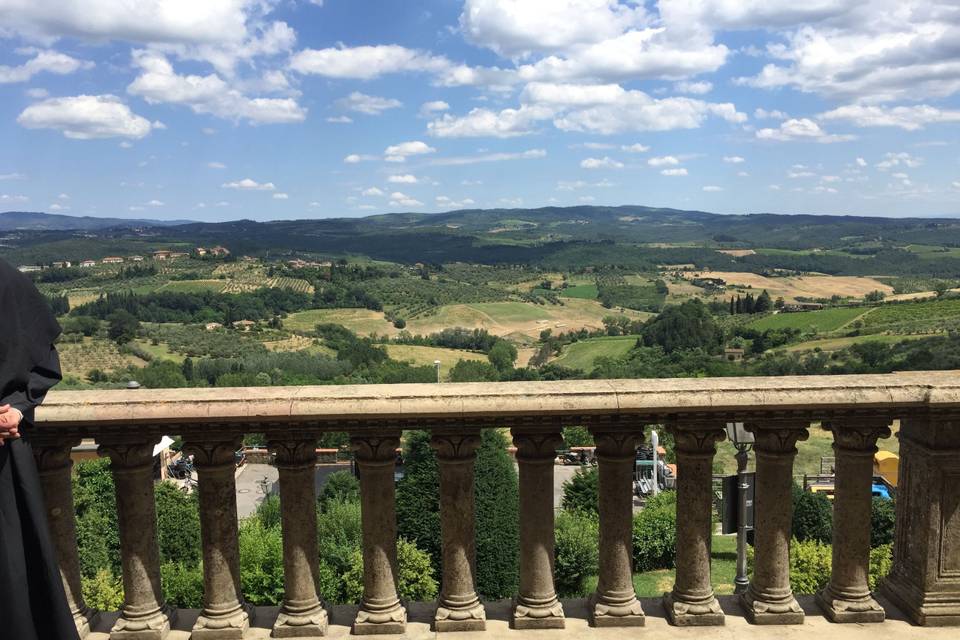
[0,258,80,640]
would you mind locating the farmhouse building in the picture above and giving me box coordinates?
[18,265,41,272]
[79,260,96,268]
[102,256,124,264]
[153,250,171,260]
[52,261,71,268]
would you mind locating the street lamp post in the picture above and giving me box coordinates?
[434,360,442,384]
[725,422,755,595]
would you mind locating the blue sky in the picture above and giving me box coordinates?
[1,0,959,221]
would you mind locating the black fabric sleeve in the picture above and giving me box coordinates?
[1,346,62,414]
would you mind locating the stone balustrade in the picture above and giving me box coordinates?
[29,372,960,638]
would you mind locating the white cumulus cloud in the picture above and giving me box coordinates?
[222,178,275,191]
[0,49,93,84]
[755,118,854,143]
[580,156,623,169]
[335,91,402,115]
[17,94,155,139]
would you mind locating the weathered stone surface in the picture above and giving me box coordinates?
[269,438,328,638]
[588,429,645,627]
[351,433,407,635]
[99,438,173,640]
[741,423,809,625]
[664,423,726,626]
[817,420,891,623]
[185,437,251,640]
[882,412,960,626]
[432,432,486,632]
[34,438,98,639]
[511,430,565,629]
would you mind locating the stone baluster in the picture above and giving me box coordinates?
[881,411,960,626]
[99,437,173,640]
[269,437,328,637]
[184,436,251,639]
[431,432,486,632]
[351,433,406,635]
[741,422,809,625]
[33,437,97,639]
[511,429,565,629]
[816,419,891,623]
[588,428,645,627]
[664,423,726,626]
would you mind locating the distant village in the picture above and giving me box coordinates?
[17,246,230,272]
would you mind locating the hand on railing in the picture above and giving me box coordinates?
[0,403,23,446]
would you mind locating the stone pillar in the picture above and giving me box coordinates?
[269,438,328,638]
[351,433,406,635]
[881,411,960,626]
[740,422,808,625]
[34,438,97,639]
[588,429,645,627]
[99,438,172,640]
[431,432,486,632]
[816,420,891,623]
[184,437,251,639]
[511,430,565,629]
[663,424,726,626]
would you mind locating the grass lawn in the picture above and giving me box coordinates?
[585,535,739,597]
[553,336,638,371]
[133,339,185,363]
[561,283,599,299]
[748,307,868,333]
[785,333,934,352]
[284,308,395,335]
[385,344,488,377]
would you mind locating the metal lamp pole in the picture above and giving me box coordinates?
[726,422,754,595]
[434,359,442,384]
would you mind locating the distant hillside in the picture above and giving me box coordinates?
[0,211,193,231]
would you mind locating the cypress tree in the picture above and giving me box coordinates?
[735,295,743,314]
[396,429,519,600]
[729,296,735,315]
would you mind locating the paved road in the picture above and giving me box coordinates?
[235,462,351,518]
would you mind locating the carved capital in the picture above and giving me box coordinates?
[745,422,810,456]
[184,437,242,468]
[98,438,159,469]
[430,432,481,461]
[511,430,563,461]
[351,433,399,464]
[590,430,642,460]
[823,421,891,454]
[268,439,317,468]
[669,423,726,456]
[33,438,80,473]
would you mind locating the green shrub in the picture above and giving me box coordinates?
[561,465,599,515]
[73,458,120,576]
[789,538,832,594]
[238,519,285,605]
[871,497,896,547]
[316,499,364,603]
[318,470,360,507]
[554,510,599,597]
[255,494,282,530]
[562,425,593,447]
[632,490,677,572]
[155,481,201,565]
[869,543,893,590]
[343,538,438,604]
[161,562,204,608]
[396,431,442,565]
[792,484,832,543]
[82,568,124,611]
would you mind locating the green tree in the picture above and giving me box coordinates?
[155,481,201,565]
[238,519,285,605]
[792,484,833,543]
[561,465,599,515]
[871,497,896,547]
[107,309,140,344]
[397,431,442,564]
[137,360,188,388]
[474,429,519,599]
[754,289,773,313]
[487,340,518,373]
[554,510,599,597]
[562,425,593,448]
[318,470,360,507]
[161,562,204,609]
[449,359,500,382]
[74,458,120,577]
[641,299,721,353]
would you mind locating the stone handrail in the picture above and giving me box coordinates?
[27,371,960,638]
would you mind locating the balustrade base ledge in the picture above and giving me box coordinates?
[271,609,329,638]
[815,590,885,624]
[881,580,960,627]
[663,593,725,627]
[108,622,171,640]
[351,620,407,636]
